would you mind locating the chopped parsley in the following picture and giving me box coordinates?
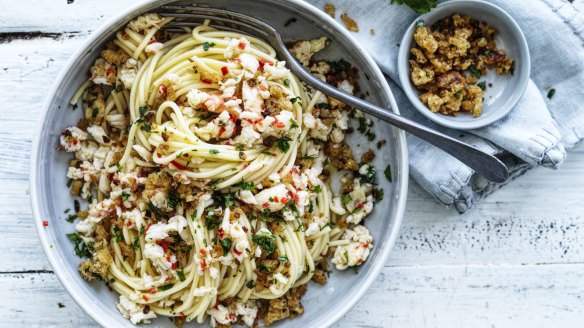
[177,269,186,282]
[220,238,233,256]
[132,238,140,251]
[246,280,256,289]
[330,59,351,72]
[159,284,174,291]
[112,225,123,243]
[115,84,123,93]
[202,42,215,51]
[252,232,277,254]
[213,192,235,208]
[209,149,220,155]
[66,233,94,258]
[65,214,77,223]
[477,81,487,91]
[469,65,482,79]
[167,190,180,209]
[140,121,152,132]
[274,136,292,153]
[313,185,322,193]
[121,191,130,201]
[277,256,288,262]
[283,78,290,86]
[239,180,256,191]
[384,164,393,183]
[205,213,221,230]
[341,194,351,206]
[290,96,302,105]
[289,118,299,129]
[547,88,556,99]
[360,165,377,185]
[373,188,384,203]
[376,140,386,149]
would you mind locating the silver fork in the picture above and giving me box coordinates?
[159,6,509,183]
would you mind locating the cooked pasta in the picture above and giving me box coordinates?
[59,13,382,327]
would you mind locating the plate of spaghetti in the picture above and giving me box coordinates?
[31,1,408,327]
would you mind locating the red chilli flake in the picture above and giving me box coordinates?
[142,295,149,301]
[170,160,187,171]
[238,41,247,50]
[218,125,226,137]
[42,220,49,227]
[159,84,167,95]
[148,288,157,294]
[258,59,272,70]
[156,240,171,252]
[280,197,291,204]
[272,119,286,129]
[233,249,242,256]
[144,223,152,235]
[221,66,229,76]
[200,259,208,271]
[218,229,225,240]
[262,202,270,208]
[201,78,212,84]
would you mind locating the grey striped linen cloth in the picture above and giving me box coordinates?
[306,0,584,212]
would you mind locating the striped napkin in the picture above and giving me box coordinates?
[306,0,584,212]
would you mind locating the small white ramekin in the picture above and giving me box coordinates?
[398,0,531,130]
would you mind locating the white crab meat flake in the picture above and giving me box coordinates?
[264,61,289,80]
[118,58,139,89]
[253,183,290,211]
[224,37,250,59]
[242,81,264,114]
[145,215,188,241]
[128,13,162,32]
[60,127,88,152]
[117,295,157,324]
[187,89,210,108]
[194,110,236,141]
[207,300,258,327]
[332,225,373,270]
[145,42,164,55]
[239,53,259,74]
[87,125,111,145]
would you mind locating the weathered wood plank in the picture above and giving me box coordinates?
[1,36,584,272]
[5,263,584,327]
[0,0,135,34]
[1,2,584,326]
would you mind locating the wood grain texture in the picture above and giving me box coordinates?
[1,1,584,327]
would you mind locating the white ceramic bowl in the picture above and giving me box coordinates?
[398,0,531,130]
[30,0,409,327]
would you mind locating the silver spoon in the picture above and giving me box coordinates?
[159,6,509,183]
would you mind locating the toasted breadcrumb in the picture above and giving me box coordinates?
[340,13,359,32]
[409,14,513,117]
[324,3,336,18]
[262,284,307,326]
[78,240,112,281]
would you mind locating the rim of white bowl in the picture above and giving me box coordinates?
[398,0,531,130]
[30,1,409,327]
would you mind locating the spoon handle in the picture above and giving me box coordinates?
[279,47,509,183]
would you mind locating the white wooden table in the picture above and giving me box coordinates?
[2,1,583,327]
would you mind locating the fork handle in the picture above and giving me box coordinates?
[289,62,509,183]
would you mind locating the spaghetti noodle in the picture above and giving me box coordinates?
[60,13,381,327]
